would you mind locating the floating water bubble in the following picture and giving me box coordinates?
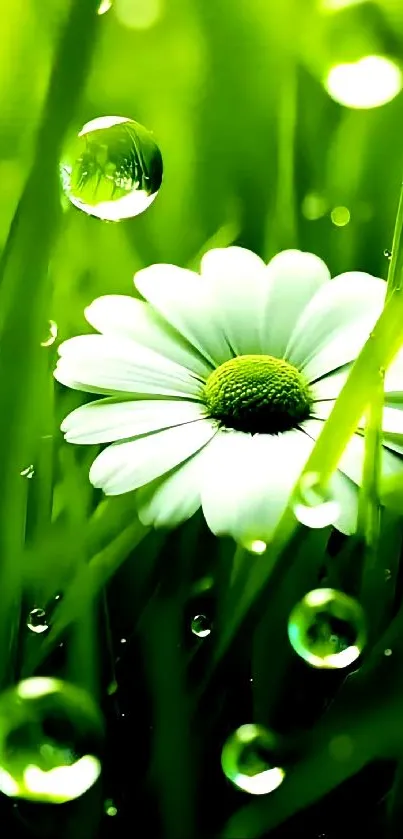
[288,588,366,669]
[20,465,35,480]
[293,472,340,529]
[191,614,211,638]
[0,678,104,803]
[40,320,58,348]
[221,724,285,795]
[384,249,392,261]
[26,609,49,635]
[60,116,163,222]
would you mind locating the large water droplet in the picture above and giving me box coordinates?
[60,116,163,222]
[0,678,104,803]
[27,609,49,635]
[293,472,340,529]
[288,588,366,669]
[40,320,58,348]
[191,614,211,638]
[221,724,285,795]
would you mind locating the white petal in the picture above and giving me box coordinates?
[136,445,212,528]
[134,263,231,367]
[200,428,314,543]
[89,419,217,495]
[310,366,350,401]
[84,295,211,379]
[303,418,403,484]
[54,335,204,398]
[260,250,331,358]
[61,398,205,444]
[200,247,267,355]
[286,272,385,381]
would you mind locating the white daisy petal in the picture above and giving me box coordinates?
[134,263,231,367]
[136,445,211,528]
[89,419,217,495]
[200,428,314,543]
[310,366,350,401]
[261,250,331,358]
[200,246,267,355]
[84,295,211,379]
[286,272,385,381]
[303,418,403,484]
[55,335,203,398]
[61,399,206,444]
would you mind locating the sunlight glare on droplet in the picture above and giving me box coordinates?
[248,540,267,555]
[40,320,58,348]
[20,465,35,480]
[191,614,211,638]
[27,609,49,635]
[288,588,366,669]
[325,56,402,109]
[98,0,112,14]
[221,724,285,795]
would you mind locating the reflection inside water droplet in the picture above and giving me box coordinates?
[384,249,392,261]
[221,724,285,795]
[288,588,366,669]
[98,0,112,13]
[27,609,49,635]
[20,465,35,480]
[60,116,163,221]
[191,614,211,638]
[293,472,340,529]
[0,678,104,803]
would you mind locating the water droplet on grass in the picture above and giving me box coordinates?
[191,614,211,638]
[27,609,48,635]
[20,465,35,479]
[288,588,366,669]
[221,724,285,795]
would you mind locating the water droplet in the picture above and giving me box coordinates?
[26,609,49,635]
[385,568,392,582]
[105,798,118,816]
[0,678,104,803]
[330,206,350,227]
[107,681,118,696]
[288,588,366,669]
[293,473,340,529]
[246,539,267,555]
[60,116,163,222]
[191,614,211,638]
[40,320,58,348]
[221,724,285,795]
[301,192,327,221]
[384,648,393,657]
[120,638,127,644]
[20,465,35,479]
[98,0,112,13]
[384,248,392,260]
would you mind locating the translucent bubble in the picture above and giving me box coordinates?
[288,588,366,669]
[60,116,163,222]
[0,678,104,803]
[191,615,211,638]
[40,320,58,348]
[20,465,35,480]
[26,609,49,635]
[293,473,340,528]
[221,724,285,795]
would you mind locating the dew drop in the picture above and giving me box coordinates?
[40,320,58,348]
[385,568,392,582]
[288,588,366,669]
[293,472,340,529]
[221,724,285,795]
[105,798,118,816]
[384,248,392,261]
[26,609,49,635]
[384,648,392,657]
[191,614,211,638]
[20,465,35,480]
[120,638,127,644]
[60,116,163,222]
[0,678,104,803]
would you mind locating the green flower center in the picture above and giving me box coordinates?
[203,354,312,434]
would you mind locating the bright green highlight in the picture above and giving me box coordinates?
[221,724,285,795]
[60,116,163,221]
[0,677,104,803]
[288,588,367,669]
[204,355,312,434]
[325,56,402,109]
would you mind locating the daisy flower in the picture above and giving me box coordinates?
[55,247,403,545]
